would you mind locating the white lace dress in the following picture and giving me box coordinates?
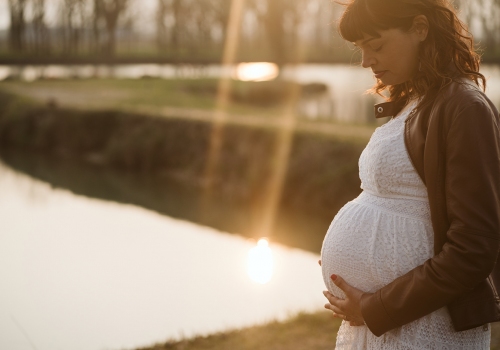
[320,100,491,349]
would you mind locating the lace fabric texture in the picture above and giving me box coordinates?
[320,100,490,349]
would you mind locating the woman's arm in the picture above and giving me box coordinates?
[358,95,500,336]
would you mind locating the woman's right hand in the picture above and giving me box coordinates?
[319,259,364,327]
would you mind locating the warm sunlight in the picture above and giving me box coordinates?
[234,62,279,82]
[247,238,274,284]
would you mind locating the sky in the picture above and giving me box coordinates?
[0,0,61,31]
[0,0,8,30]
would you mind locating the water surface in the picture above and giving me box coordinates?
[0,161,326,350]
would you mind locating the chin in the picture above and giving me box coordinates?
[378,78,400,86]
[379,74,410,86]
[377,74,392,85]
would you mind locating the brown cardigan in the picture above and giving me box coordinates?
[361,78,500,336]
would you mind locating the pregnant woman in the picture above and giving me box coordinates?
[320,0,500,349]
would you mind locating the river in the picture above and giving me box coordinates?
[0,159,326,350]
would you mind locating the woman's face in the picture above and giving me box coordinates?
[355,26,425,86]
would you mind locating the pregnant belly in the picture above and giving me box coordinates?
[320,192,433,299]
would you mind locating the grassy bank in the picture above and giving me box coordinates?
[0,78,330,120]
[136,311,500,350]
[137,312,342,350]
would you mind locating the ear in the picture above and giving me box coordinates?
[412,15,429,42]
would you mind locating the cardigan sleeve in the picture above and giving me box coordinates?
[360,94,500,336]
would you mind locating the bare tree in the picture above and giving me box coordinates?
[156,0,194,57]
[210,0,231,48]
[189,0,217,55]
[60,0,88,55]
[155,0,183,55]
[171,0,183,53]
[483,0,500,56]
[8,0,28,52]
[249,0,308,64]
[31,0,50,54]
[157,0,234,56]
[93,0,129,57]
[119,7,136,54]
[456,0,500,58]
[156,0,169,53]
[92,0,101,53]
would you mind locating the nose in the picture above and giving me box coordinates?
[361,50,376,68]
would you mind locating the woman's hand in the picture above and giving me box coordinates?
[323,274,366,327]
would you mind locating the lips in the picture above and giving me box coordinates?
[373,70,387,79]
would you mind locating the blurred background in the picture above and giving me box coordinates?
[0,1,499,350]
[0,0,499,63]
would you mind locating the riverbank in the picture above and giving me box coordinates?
[0,78,378,139]
[0,78,295,118]
[135,311,500,350]
[0,89,372,252]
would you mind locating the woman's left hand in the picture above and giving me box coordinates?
[323,274,367,326]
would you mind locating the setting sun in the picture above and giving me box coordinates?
[247,238,274,284]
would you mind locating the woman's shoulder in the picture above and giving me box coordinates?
[440,77,485,102]
[434,77,498,123]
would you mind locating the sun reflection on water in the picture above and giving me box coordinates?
[247,238,274,284]
[234,62,279,82]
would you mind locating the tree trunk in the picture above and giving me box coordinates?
[93,0,103,54]
[156,0,169,53]
[171,0,182,54]
[8,0,27,53]
[32,0,50,54]
[101,0,128,57]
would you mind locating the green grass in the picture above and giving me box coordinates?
[136,312,342,350]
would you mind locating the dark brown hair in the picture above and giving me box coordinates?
[338,0,485,110]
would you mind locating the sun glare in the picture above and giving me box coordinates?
[235,62,279,82]
[247,238,274,284]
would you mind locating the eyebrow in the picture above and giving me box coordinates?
[353,37,378,47]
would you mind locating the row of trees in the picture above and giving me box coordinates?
[7,0,133,57]
[4,0,500,63]
[459,0,500,60]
